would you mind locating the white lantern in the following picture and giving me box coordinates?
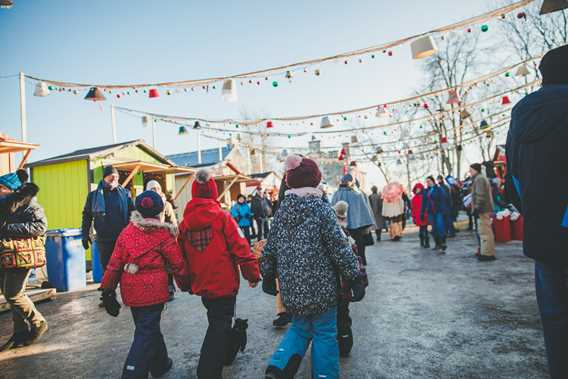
[376,105,389,118]
[515,64,530,77]
[221,79,238,102]
[411,35,437,59]
[33,82,50,97]
[320,116,334,129]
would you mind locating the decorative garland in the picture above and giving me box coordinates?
[27,0,533,101]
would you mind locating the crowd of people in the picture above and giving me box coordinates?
[0,45,566,379]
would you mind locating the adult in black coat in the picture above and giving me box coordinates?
[506,45,568,379]
[0,170,49,351]
[81,165,133,275]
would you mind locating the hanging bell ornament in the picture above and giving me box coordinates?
[320,116,334,129]
[33,82,50,97]
[221,79,238,102]
[84,87,106,102]
[410,35,437,59]
[459,109,471,120]
[516,64,530,77]
[148,88,160,98]
[446,89,460,105]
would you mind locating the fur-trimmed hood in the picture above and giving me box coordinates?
[130,211,177,236]
[1,182,40,215]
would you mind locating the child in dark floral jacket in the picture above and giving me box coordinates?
[261,155,366,379]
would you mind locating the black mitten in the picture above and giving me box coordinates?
[349,276,366,303]
[262,276,278,296]
[101,289,121,317]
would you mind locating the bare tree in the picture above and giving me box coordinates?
[420,30,484,177]
[497,0,568,70]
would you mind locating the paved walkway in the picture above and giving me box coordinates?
[0,230,548,378]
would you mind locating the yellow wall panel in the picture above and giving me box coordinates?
[31,160,89,230]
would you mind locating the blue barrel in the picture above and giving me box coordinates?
[91,241,103,283]
[45,229,87,292]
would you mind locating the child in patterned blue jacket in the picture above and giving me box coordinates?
[261,155,365,379]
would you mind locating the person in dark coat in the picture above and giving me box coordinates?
[368,186,385,242]
[0,170,48,351]
[506,45,568,379]
[81,165,133,276]
[421,176,451,253]
[437,175,456,237]
[251,188,271,241]
[331,174,375,265]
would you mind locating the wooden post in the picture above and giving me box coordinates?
[110,105,117,143]
[217,175,240,202]
[122,164,141,187]
[18,149,33,169]
[19,72,28,142]
[173,173,194,202]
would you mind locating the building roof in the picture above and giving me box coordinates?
[168,145,232,168]
[250,171,276,179]
[28,139,174,167]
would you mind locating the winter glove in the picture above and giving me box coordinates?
[262,276,278,296]
[349,277,366,303]
[82,237,91,250]
[101,288,121,317]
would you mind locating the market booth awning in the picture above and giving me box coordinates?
[112,160,195,194]
[0,134,39,171]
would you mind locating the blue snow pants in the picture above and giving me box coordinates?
[268,307,339,379]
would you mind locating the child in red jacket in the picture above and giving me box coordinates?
[411,183,430,248]
[178,169,261,379]
[101,190,190,379]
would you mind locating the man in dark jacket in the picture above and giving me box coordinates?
[81,165,133,276]
[251,188,271,240]
[0,170,48,351]
[506,45,568,379]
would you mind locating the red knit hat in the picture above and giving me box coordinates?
[191,169,219,199]
[284,155,322,189]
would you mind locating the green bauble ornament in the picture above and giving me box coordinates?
[48,86,54,91]
[505,72,511,77]
[272,81,278,87]
[343,116,348,121]
[481,24,489,32]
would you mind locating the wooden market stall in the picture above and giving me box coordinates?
[27,140,193,261]
[0,133,38,175]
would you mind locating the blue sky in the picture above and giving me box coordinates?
[1,0,491,167]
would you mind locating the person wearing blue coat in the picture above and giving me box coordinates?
[331,174,375,265]
[421,176,451,253]
[231,194,253,244]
